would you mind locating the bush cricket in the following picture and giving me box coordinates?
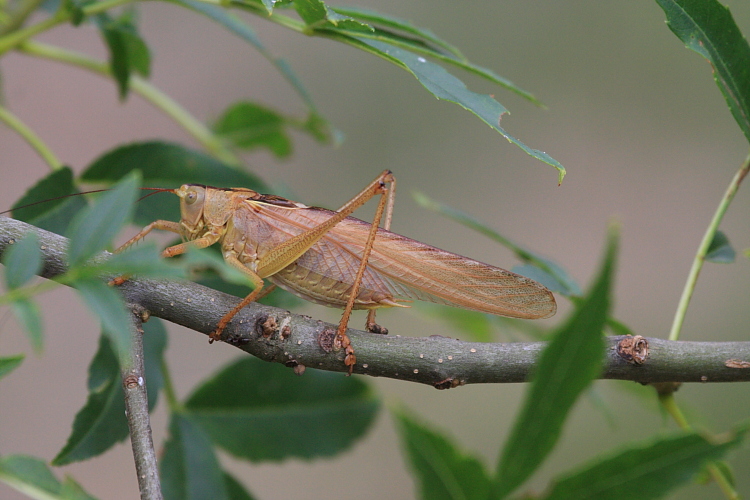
[112,170,556,374]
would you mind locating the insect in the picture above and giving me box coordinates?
[115,170,556,374]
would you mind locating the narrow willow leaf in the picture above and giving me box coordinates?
[705,230,735,263]
[185,357,379,461]
[544,428,747,500]
[493,227,618,498]
[333,6,463,58]
[0,454,98,500]
[657,0,750,143]
[73,278,132,364]
[395,409,491,500]
[351,39,564,182]
[2,231,42,290]
[10,299,44,354]
[161,414,229,500]
[81,141,268,226]
[331,7,542,106]
[213,101,292,157]
[0,354,24,381]
[413,190,580,295]
[66,171,140,267]
[224,472,256,500]
[10,166,87,235]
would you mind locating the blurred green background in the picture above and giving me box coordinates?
[1,1,749,498]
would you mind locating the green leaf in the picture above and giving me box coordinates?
[3,231,42,289]
[0,354,24,381]
[413,190,580,296]
[394,409,491,500]
[95,242,187,280]
[81,141,268,227]
[223,472,256,500]
[53,333,126,465]
[294,0,372,32]
[95,11,151,100]
[168,0,332,133]
[161,414,229,500]
[10,166,88,235]
[73,278,132,364]
[331,7,543,107]
[0,454,98,500]
[657,0,750,144]
[543,428,747,500]
[415,303,494,343]
[493,227,618,498]
[351,39,564,182]
[53,324,165,465]
[10,299,44,353]
[705,230,735,263]
[185,357,379,461]
[213,102,292,157]
[66,171,140,266]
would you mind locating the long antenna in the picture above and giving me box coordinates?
[2,187,175,216]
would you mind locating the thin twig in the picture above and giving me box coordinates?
[2,216,750,387]
[668,152,750,341]
[121,305,163,500]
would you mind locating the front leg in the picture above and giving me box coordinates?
[115,220,184,253]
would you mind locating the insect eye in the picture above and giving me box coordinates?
[185,190,198,205]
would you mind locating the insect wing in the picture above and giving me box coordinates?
[247,202,556,319]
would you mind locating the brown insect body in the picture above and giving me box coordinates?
[118,171,556,374]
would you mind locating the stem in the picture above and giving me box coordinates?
[0,105,62,170]
[18,40,242,167]
[122,307,163,500]
[0,0,46,36]
[668,152,750,341]
[659,393,739,500]
[0,0,135,54]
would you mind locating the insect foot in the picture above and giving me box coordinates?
[334,331,356,376]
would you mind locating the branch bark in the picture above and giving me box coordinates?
[2,216,750,387]
[122,305,163,500]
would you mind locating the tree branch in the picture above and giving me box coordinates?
[122,305,163,500]
[2,216,750,387]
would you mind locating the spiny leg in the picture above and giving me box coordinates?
[210,253,266,343]
[337,172,394,374]
[362,175,396,336]
[109,220,185,285]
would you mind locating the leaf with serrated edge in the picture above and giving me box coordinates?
[493,227,618,498]
[657,0,750,143]
[52,334,127,465]
[349,39,563,181]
